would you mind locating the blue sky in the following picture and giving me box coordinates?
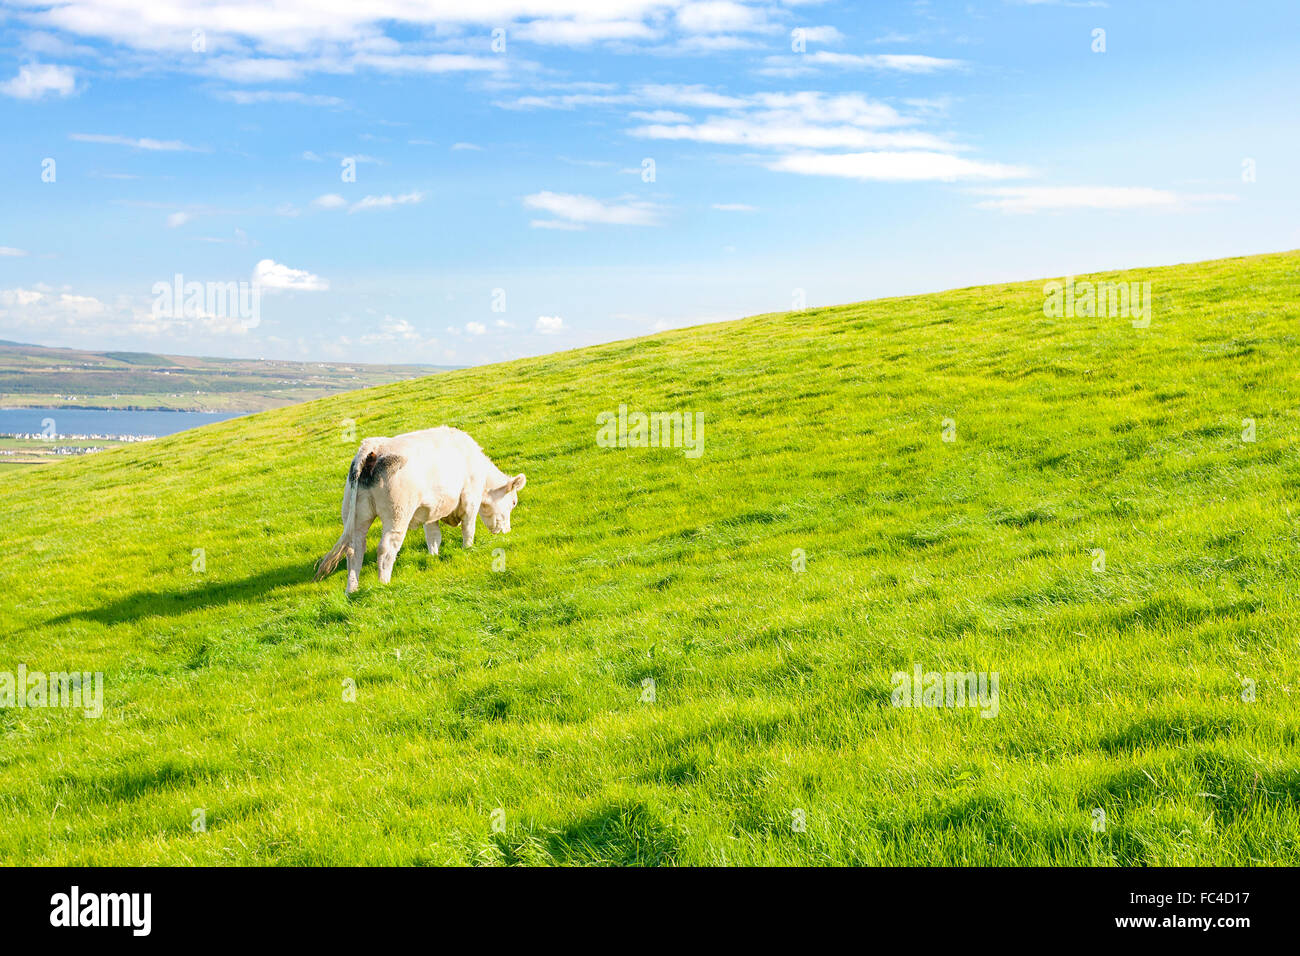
[1,0,1297,365]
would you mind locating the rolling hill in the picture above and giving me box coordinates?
[2,250,1298,865]
[0,341,452,412]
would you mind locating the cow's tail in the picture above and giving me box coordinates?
[313,466,360,581]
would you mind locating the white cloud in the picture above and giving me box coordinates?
[450,142,483,151]
[69,132,203,151]
[759,52,966,77]
[712,203,755,211]
[0,288,45,306]
[16,0,682,54]
[311,193,348,209]
[0,247,30,257]
[672,34,763,52]
[628,91,959,151]
[515,18,659,45]
[971,186,1237,213]
[632,116,953,150]
[20,32,96,58]
[0,284,263,340]
[208,58,303,83]
[252,259,329,291]
[349,191,426,212]
[349,53,506,74]
[536,315,566,334]
[508,84,1034,191]
[639,83,749,110]
[301,150,323,161]
[629,109,691,123]
[0,63,76,99]
[524,191,661,227]
[500,92,635,111]
[769,151,1029,182]
[56,293,108,317]
[0,2,854,85]
[360,315,426,346]
[166,211,194,228]
[498,83,746,112]
[676,1,773,33]
[794,26,843,44]
[465,321,486,335]
[217,90,344,106]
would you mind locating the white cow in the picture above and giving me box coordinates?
[314,426,526,593]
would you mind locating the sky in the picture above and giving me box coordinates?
[1,0,1297,366]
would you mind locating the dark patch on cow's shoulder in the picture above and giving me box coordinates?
[353,451,405,488]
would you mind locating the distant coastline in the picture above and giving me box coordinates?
[0,341,454,415]
[0,402,256,413]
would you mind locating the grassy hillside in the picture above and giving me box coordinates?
[2,251,1298,866]
[0,341,450,412]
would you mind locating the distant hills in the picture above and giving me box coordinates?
[0,341,455,412]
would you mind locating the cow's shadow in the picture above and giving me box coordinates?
[46,562,310,628]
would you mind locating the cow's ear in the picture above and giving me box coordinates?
[509,473,526,492]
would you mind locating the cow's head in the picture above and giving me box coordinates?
[481,473,526,534]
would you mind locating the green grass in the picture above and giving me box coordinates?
[2,250,1299,865]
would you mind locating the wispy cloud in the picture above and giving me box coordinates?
[676,1,776,34]
[348,53,506,74]
[360,315,426,346]
[524,191,661,228]
[759,52,966,77]
[632,116,953,150]
[514,18,659,45]
[628,109,691,123]
[349,191,426,212]
[770,151,1029,182]
[216,90,344,107]
[0,63,76,99]
[70,132,205,151]
[971,185,1237,213]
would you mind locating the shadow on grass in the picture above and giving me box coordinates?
[545,803,680,866]
[45,561,309,627]
[483,803,681,866]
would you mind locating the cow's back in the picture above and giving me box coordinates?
[378,427,488,521]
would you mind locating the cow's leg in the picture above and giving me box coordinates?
[345,502,375,594]
[424,521,441,556]
[460,496,481,548]
[376,519,408,585]
[345,526,367,594]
